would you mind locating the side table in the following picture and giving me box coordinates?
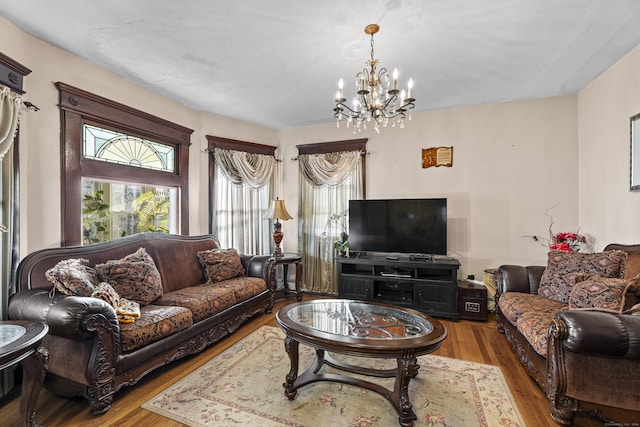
[271,253,303,304]
[0,320,49,427]
[457,280,488,321]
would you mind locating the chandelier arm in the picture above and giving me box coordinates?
[334,102,360,116]
[380,93,398,112]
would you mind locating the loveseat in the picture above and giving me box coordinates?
[8,233,275,415]
[496,244,640,425]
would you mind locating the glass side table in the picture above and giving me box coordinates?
[0,321,49,427]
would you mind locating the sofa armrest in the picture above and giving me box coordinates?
[8,288,120,341]
[552,311,640,358]
[496,265,545,298]
[240,254,276,283]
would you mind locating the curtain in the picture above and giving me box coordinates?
[0,84,22,398]
[0,86,22,160]
[298,151,363,294]
[213,149,275,254]
[0,85,21,320]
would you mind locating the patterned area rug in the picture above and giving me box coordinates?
[143,326,526,426]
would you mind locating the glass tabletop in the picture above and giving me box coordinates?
[286,300,434,339]
[0,325,27,348]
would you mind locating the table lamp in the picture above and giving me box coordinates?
[264,198,293,257]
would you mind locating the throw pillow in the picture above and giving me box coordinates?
[90,281,141,323]
[538,250,627,303]
[91,281,121,308]
[568,275,640,313]
[45,258,98,297]
[95,247,163,305]
[197,248,245,283]
[622,252,640,279]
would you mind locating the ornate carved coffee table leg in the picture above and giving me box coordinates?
[396,354,419,427]
[283,335,299,399]
[20,346,48,427]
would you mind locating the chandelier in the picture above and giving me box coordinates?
[334,24,415,133]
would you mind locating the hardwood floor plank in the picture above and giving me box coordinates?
[0,297,630,426]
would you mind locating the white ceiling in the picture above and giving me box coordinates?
[2,0,640,129]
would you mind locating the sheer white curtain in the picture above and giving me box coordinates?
[213,148,275,254]
[0,85,22,320]
[298,150,363,294]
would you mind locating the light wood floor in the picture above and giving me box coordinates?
[0,296,633,426]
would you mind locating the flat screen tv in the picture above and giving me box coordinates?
[348,198,447,255]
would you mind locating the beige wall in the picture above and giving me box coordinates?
[3,15,590,280]
[578,43,640,248]
[279,96,579,278]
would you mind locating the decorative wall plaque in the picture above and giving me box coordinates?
[422,146,453,168]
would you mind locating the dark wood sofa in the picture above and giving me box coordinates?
[8,233,275,415]
[496,243,640,425]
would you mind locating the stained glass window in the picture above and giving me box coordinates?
[83,124,175,173]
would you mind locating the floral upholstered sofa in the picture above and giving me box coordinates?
[8,233,275,415]
[496,244,640,425]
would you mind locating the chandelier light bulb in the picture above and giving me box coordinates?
[333,24,416,133]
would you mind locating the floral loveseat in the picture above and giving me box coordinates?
[496,244,640,425]
[8,233,275,415]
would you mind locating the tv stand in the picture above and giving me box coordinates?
[337,254,460,320]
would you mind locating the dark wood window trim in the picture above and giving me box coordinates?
[57,82,193,246]
[296,138,368,197]
[205,135,277,234]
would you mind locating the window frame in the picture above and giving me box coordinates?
[57,82,193,246]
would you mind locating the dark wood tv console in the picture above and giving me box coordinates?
[337,255,460,320]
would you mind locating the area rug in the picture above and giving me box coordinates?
[142,325,526,427]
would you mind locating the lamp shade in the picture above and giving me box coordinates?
[264,198,293,221]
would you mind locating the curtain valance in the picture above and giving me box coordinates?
[0,85,22,159]
[298,150,361,187]
[214,148,276,189]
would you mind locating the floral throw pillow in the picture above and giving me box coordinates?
[95,247,163,305]
[538,250,627,303]
[568,275,640,313]
[197,248,245,283]
[45,258,98,297]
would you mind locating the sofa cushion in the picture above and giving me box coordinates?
[119,304,193,352]
[197,248,245,283]
[95,247,163,305]
[568,275,640,313]
[538,250,627,303]
[45,258,98,297]
[498,292,567,326]
[211,276,267,301]
[154,283,238,323]
[516,309,559,357]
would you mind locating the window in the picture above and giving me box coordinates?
[57,83,192,246]
[207,136,277,255]
[296,139,367,293]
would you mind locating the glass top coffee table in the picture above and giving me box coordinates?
[276,299,447,427]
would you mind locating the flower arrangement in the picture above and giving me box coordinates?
[526,206,594,253]
[549,231,586,252]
